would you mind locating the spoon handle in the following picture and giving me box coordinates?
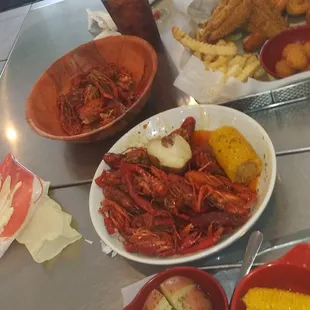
[236,231,263,284]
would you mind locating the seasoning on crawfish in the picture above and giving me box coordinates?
[57,64,138,135]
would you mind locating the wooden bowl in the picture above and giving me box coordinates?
[26,35,158,143]
[260,25,310,78]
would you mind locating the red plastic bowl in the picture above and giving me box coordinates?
[260,25,310,78]
[231,243,310,310]
[123,266,228,310]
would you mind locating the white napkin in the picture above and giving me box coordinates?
[16,195,82,263]
[173,0,220,21]
[174,56,260,104]
[86,9,120,40]
[122,268,240,307]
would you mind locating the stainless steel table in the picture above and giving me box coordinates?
[0,185,144,310]
[1,0,310,309]
[2,152,310,310]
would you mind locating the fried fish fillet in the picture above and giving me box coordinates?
[203,0,252,43]
[249,0,288,38]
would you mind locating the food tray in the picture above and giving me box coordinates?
[223,78,310,113]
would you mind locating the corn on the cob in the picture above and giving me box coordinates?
[209,126,262,184]
[243,287,310,310]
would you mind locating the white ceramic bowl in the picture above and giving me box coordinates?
[89,105,276,265]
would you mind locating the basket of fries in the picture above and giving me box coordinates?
[170,0,310,104]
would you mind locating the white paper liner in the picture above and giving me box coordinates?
[174,55,310,104]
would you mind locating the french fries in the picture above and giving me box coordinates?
[221,64,243,83]
[237,60,260,82]
[227,55,248,70]
[207,56,232,70]
[172,27,238,56]
[172,26,267,84]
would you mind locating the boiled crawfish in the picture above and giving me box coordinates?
[124,229,176,256]
[131,210,175,230]
[162,116,196,146]
[120,162,167,214]
[95,169,126,191]
[178,225,224,255]
[96,116,260,258]
[191,148,225,176]
[121,163,168,198]
[103,147,150,169]
[100,199,132,234]
[192,211,248,232]
[102,185,138,213]
[186,171,257,214]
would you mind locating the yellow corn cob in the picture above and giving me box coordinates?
[209,126,262,184]
[243,288,310,310]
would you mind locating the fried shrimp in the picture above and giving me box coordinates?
[286,0,309,15]
[276,60,296,77]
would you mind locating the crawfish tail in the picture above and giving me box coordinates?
[102,186,136,210]
[192,211,248,229]
[95,169,123,188]
[121,163,156,214]
[103,153,124,169]
[164,116,196,144]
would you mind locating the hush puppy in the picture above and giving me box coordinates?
[302,63,310,72]
[276,60,296,77]
[285,45,308,70]
[282,43,302,59]
[303,41,310,60]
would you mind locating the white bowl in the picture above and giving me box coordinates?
[89,105,276,265]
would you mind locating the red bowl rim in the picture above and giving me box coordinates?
[126,266,229,309]
[25,35,158,141]
[259,25,310,78]
[231,243,310,309]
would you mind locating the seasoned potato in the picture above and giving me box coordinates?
[160,276,213,310]
[143,290,172,310]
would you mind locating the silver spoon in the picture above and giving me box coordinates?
[235,230,264,285]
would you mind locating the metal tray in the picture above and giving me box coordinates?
[223,78,310,113]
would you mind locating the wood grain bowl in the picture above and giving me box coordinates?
[26,35,158,143]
